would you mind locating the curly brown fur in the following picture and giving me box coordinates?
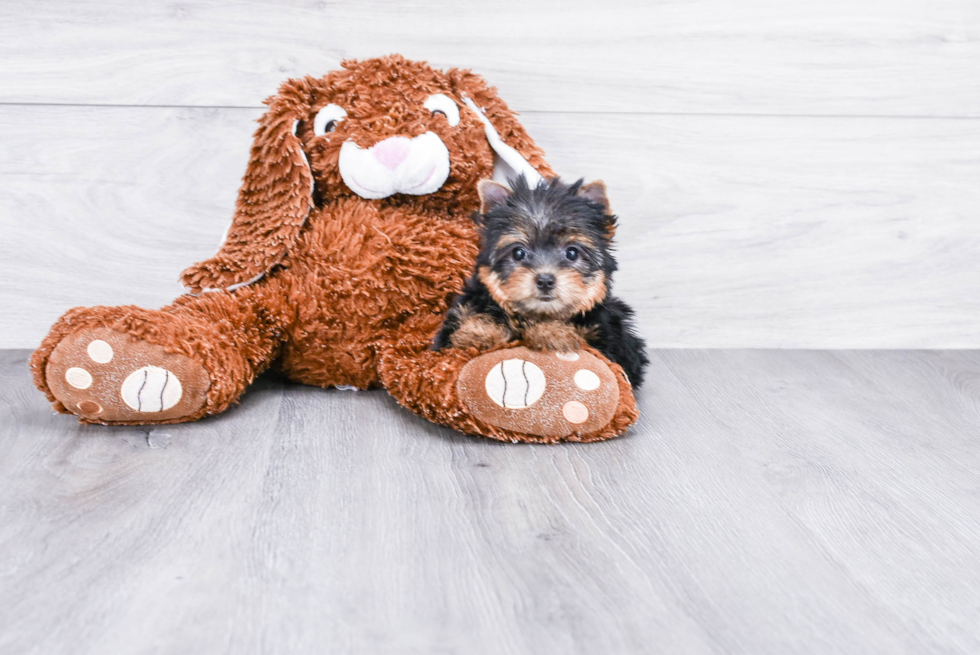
[434,175,648,388]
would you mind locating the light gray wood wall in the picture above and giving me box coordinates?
[1,0,978,349]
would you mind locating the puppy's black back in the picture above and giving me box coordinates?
[572,297,648,388]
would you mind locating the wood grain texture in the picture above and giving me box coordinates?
[1,105,977,348]
[0,0,978,117]
[2,348,980,654]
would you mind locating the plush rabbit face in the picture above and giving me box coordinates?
[305,84,460,200]
[180,55,553,293]
[294,56,546,209]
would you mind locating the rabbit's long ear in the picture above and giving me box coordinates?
[447,69,556,185]
[181,78,316,293]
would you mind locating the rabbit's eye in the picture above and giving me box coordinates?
[424,94,460,127]
[313,104,347,136]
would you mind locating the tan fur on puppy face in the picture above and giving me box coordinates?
[479,265,606,320]
[553,269,607,316]
[478,265,533,316]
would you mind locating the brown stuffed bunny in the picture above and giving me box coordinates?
[30,55,639,443]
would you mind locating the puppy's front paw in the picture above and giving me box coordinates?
[451,315,512,351]
[522,321,585,352]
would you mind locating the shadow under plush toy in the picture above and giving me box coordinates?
[31,55,640,443]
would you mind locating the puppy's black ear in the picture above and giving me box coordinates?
[577,180,611,213]
[477,179,512,214]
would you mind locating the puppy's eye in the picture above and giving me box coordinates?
[512,247,527,262]
[313,104,347,136]
[423,94,460,127]
[565,246,580,262]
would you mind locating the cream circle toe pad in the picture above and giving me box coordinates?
[485,359,546,409]
[86,340,114,363]
[562,400,590,424]
[574,369,601,391]
[120,366,183,412]
[65,367,93,389]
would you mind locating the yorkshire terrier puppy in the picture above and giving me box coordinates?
[433,175,648,388]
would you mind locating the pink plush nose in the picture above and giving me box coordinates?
[372,136,411,170]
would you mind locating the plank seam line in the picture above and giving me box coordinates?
[0,101,977,121]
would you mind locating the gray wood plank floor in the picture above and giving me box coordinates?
[2,349,979,654]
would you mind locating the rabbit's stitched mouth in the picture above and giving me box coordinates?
[405,164,438,192]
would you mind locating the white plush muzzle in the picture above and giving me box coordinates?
[339,132,451,200]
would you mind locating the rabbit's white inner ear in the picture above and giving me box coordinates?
[491,153,518,186]
[291,120,316,195]
[461,96,543,188]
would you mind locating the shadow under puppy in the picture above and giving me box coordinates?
[433,175,648,388]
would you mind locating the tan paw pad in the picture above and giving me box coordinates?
[45,327,210,423]
[458,347,619,439]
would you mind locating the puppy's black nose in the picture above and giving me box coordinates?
[535,273,556,293]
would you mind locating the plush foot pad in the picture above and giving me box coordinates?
[44,327,210,423]
[457,347,620,439]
